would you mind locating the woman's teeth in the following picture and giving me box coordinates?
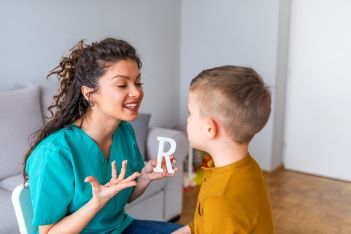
[125,104,137,108]
[124,103,138,112]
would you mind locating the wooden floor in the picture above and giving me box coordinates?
[177,168,351,234]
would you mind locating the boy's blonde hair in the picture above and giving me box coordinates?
[190,65,271,144]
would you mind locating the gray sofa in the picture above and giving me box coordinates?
[0,85,188,233]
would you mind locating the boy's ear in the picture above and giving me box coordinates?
[205,118,219,139]
[81,86,95,102]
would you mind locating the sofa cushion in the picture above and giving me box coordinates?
[0,174,23,192]
[0,85,43,179]
[129,113,151,160]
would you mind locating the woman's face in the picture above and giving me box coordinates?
[91,59,144,122]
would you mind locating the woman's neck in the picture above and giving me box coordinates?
[75,111,121,153]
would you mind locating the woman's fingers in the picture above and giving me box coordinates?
[123,172,140,183]
[110,160,139,184]
[150,159,157,167]
[162,156,176,166]
[170,155,176,163]
[162,156,177,172]
[84,176,100,191]
[166,167,178,176]
[109,173,139,194]
[165,170,177,177]
[111,181,138,193]
[111,160,117,179]
[84,162,140,200]
[150,156,176,168]
[110,160,127,184]
[118,160,127,181]
[146,156,178,179]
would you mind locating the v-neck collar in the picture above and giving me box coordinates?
[70,123,118,164]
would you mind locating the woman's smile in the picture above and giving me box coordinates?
[123,100,140,112]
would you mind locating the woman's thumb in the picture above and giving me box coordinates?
[84,176,99,191]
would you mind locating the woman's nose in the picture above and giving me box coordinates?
[128,85,142,98]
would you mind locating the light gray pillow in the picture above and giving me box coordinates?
[0,85,43,179]
[130,113,151,160]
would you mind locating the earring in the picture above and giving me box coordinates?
[86,94,94,107]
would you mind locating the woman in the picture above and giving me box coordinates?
[24,38,182,234]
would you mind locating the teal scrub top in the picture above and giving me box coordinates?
[26,121,145,234]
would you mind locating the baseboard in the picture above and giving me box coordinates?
[263,163,284,174]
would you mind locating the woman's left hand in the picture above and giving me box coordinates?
[128,156,178,202]
[140,156,178,182]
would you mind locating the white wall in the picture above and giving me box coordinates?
[180,0,291,170]
[272,0,291,171]
[284,0,351,181]
[0,0,180,128]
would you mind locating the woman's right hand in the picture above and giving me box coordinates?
[84,160,139,208]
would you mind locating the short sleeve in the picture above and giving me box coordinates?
[26,146,74,225]
[201,196,251,234]
[188,222,195,234]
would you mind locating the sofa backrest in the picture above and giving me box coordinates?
[0,85,43,179]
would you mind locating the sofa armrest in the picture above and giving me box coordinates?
[146,127,188,163]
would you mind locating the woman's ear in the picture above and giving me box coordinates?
[81,86,95,103]
[205,118,219,139]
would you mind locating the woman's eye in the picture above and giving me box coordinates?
[116,82,143,88]
[117,85,127,88]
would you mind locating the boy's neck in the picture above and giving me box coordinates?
[206,138,249,167]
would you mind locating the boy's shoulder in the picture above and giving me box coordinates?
[204,155,266,196]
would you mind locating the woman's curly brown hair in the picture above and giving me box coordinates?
[23,38,142,183]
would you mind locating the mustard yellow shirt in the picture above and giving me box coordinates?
[188,155,274,234]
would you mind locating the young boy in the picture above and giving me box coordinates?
[175,65,274,233]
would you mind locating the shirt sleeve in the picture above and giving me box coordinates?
[201,196,252,234]
[26,146,75,226]
[188,222,195,234]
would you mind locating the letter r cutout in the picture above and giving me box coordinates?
[153,137,176,174]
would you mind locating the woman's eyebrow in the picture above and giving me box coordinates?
[111,74,141,80]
